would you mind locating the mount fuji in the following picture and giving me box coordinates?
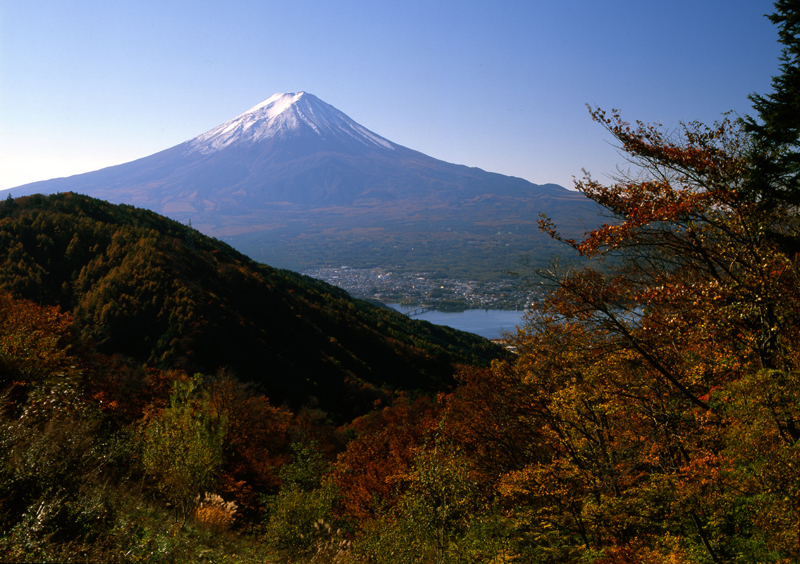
[7,92,599,277]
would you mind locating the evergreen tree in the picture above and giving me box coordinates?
[185,218,195,250]
[745,0,800,205]
[0,192,17,217]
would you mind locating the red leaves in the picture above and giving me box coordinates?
[560,108,751,261]
[331,395,438,522]
[589,107,743,182]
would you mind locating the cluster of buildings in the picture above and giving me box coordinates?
[304,267,543,310]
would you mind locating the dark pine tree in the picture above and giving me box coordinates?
[745,0,800,206]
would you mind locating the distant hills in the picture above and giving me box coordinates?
[0,193,504,421]
[7,92,600,279]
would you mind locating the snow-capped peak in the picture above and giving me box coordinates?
[187,92,395,155]
[244,92,304,117]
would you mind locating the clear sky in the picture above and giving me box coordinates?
[0,0,782,192]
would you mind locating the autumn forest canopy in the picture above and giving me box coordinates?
[4,2,800,563]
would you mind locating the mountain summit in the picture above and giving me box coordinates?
[8,92,598,277]
[188,92,395,154]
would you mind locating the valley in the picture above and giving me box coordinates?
[221,204,586,281]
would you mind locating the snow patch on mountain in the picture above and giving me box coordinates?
[188,92,395,155]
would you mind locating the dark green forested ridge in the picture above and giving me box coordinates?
[0,192,504,421]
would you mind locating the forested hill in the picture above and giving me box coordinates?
[0,192,503,420]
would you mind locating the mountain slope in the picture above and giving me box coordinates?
[0,193,505,421]
[8,92,599,277]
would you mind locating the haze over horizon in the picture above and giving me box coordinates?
[0,0,781,193]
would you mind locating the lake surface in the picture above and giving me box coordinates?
[388,304,527,339]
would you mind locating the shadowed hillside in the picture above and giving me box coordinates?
[0,192,504,421]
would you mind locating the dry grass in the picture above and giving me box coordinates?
[194,492,238,533]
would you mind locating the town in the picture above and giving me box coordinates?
[304,266,544,311]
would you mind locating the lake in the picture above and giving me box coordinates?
[388,304,528,339]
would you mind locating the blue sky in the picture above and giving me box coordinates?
[0,0,782,192]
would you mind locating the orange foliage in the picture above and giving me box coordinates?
[439,365,546,480]
[0,292,77,386]
[505,108,800,558]
[332,395,438,522]
[205,372,295,518]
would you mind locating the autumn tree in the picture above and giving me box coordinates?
[332,395,439,523]
[438,365,547,481]
[515,50,800,558]
[0,293,77,389]
[203,370,294,518]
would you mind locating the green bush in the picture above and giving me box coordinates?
[140,376,227,524]
[261,441,341,557]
